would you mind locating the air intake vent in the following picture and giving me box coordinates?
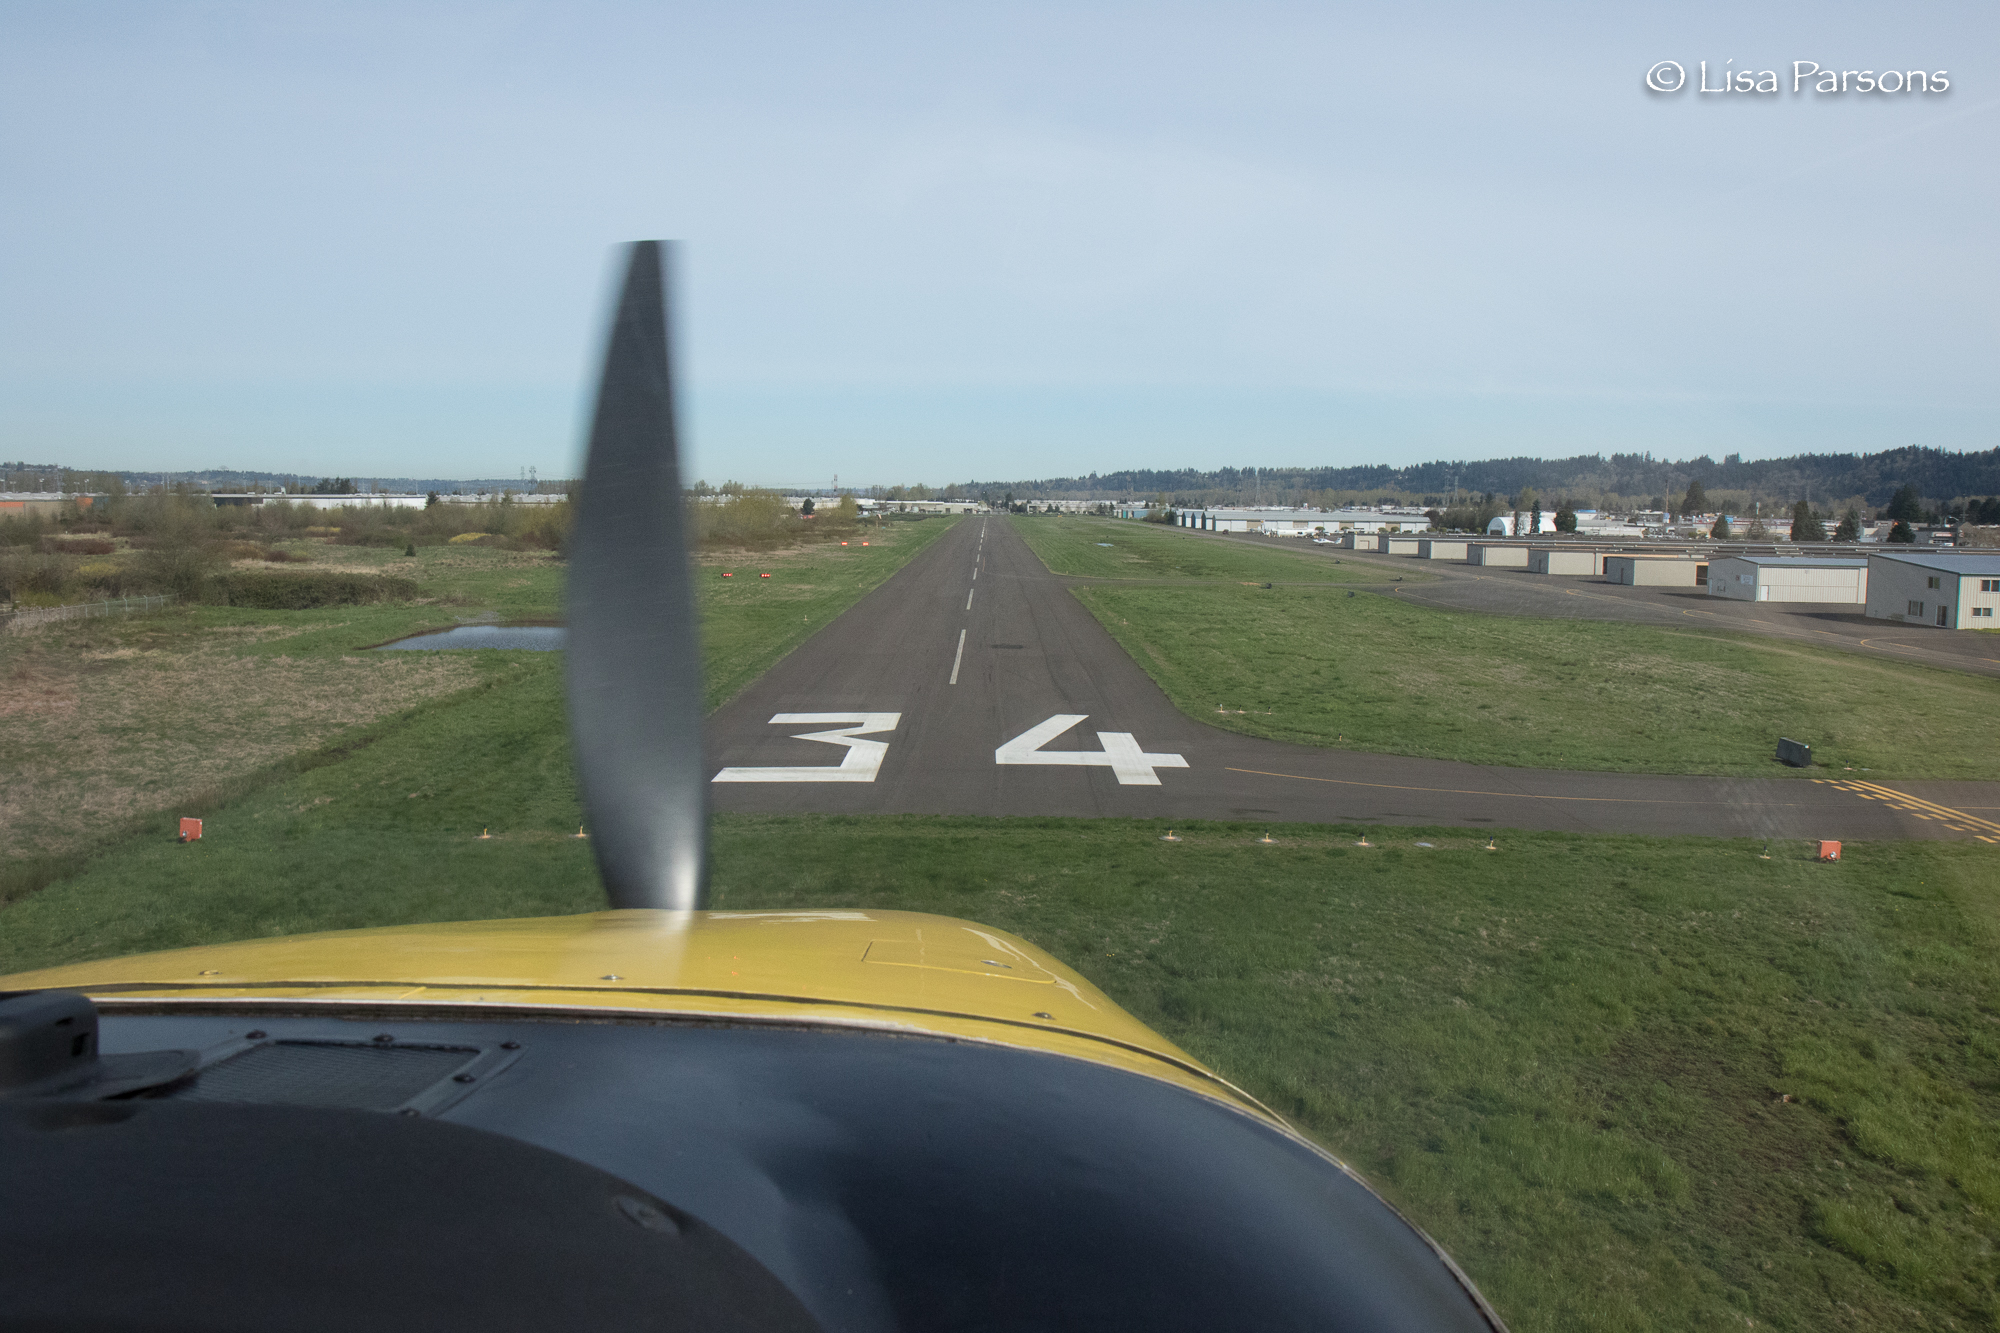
[174,1042,481,1112]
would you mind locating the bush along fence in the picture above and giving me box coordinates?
[1,594,174,633]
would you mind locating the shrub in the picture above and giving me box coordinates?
[44,537,115,556]
[0,552,71,601]
[210,571,421,609]
[75,561,130,595]
[0,513,49,547]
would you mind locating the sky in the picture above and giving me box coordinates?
[1,1,1994,487]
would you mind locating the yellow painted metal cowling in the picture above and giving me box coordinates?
[0,908,1275,1121]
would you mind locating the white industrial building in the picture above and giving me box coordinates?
[1707,556,1868,604]
[210,492,434,509]
[1864,552,2000,629]
[1484,512,1559,537]
[1177,506,1424,535]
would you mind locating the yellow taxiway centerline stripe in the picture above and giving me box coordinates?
[1848,781,2000,836]
[1225,768,1800,806]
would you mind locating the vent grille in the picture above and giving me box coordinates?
[174,1042,478,1111]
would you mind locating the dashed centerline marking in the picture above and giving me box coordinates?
[949,628,966,685]
[965,588,975,611]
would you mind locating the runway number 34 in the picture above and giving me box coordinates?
[996,715,1189,787]
[711,712,1188,786]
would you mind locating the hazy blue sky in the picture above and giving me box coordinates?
[2,1,1993,486]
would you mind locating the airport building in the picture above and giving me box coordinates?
[1864,551,2000,629]
[1604,555,1705,587]
[1175,506,1428,535]
[1706,556,1868,604]
[0,492,99,518]
[1528,548,1603,576]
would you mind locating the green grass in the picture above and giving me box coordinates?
[0,519,955,892]
[3,656,1995,1332]
[1010,516,1999,781]
[1068,581,2000,780]
[9,509,1998,1329]
[1012,514,1403,583]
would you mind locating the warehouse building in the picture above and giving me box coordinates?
[1605,555,1706,587]
[1417,538,1470,560]
[1175,506,1428,535]
[1864,551,2000,629]
[1707,556,1868,604]
[0,492,99,518]
[1528,548,1602,576]
[1467,543,1531,567]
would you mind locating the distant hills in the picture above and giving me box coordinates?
[10,444,1997,512]
[959,446,2000,509]
[0,465,566,496]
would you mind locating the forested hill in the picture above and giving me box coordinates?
[960,446,2000,508]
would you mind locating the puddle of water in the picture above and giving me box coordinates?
[377,626,567,651]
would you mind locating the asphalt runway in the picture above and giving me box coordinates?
[706,518,2000,842]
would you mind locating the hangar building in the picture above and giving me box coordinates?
[1604,555,1705,587]
[1707,556,1868,604]
[1864,551,2000,629]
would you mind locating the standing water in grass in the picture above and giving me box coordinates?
[378,626,567,651]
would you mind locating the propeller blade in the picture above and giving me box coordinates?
[566,241,709,910]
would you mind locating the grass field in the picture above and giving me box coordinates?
[1012,513,1408,583]
[10,506,1999,1329]
[1018,521,2000,781]
[0,518,954,890]
[3,656,1994,1333]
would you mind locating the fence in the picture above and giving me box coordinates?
[1,595,173,634]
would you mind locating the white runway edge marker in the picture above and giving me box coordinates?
[712,713,902,783]
[949,628,967,685]
[965,588,975,611]
[995,714,1189,786]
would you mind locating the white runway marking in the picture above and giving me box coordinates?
[949,628,967,685]
[995,714,1189,786]
[713,713,903,783]
[965,588,975,610]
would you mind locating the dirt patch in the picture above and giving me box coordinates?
[0,625,477,861]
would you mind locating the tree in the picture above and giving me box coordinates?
[1554,504,1577,533]
[1888,520,1915,544]
[1886,484,1923,524]
[800,497,815,516]
[1834,508,1861,542]
[1790,500,1826,542]
[1678,479,1708,518]
[1710,515,1732,540]
[425,491,440,508]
